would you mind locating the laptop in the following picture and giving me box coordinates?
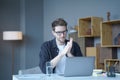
[63,56,95,77]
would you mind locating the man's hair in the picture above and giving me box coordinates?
[52,18,67,31]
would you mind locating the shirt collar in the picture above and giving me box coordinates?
[51,38,68,48]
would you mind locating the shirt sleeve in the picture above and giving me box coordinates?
[71,42,83,56]
[39,42,50,73]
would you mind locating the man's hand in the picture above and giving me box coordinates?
[61,38,73,56]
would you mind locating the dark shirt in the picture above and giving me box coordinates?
[39,38,83,73]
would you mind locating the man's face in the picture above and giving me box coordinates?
[52,26,67,44]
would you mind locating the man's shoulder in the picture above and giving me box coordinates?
[73,41,78,44]
[42,40,51,45]
[72,41,80,47]
[41,39,55,47]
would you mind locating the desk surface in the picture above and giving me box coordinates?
[13,74,120,80]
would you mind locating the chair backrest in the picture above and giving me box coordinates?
[18,66,42,75]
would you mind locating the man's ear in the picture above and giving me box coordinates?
[52,31,55,36]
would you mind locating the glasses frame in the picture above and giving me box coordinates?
[54,30,68,36]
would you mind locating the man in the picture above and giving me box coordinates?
[39,18,82,74]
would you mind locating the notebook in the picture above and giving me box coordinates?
[64,56,95,77]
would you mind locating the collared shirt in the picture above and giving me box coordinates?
[39,38,83,73]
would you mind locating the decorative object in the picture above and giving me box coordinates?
[68,26,77,34]
[114,33,120,45]
[86,28,91,35]
[104,59,120,73]
[107,12,110,21]
[101,20,120,47]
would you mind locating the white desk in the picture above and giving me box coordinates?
[13,74,120,80]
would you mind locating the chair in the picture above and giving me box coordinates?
[18,66,42,74]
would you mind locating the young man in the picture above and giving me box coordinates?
[39,18,82,74]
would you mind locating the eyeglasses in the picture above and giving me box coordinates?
[54,30,67,36]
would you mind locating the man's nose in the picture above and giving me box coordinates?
[60,33,64,36]
[60,32,66,37]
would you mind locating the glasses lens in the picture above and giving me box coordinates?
[55,30,67,36]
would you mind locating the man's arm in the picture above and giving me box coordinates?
[50,38,73,68]
[39,43,50,73]
[71,41,83,57]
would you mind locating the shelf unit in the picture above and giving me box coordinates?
[78,16,103,37]
[104,59,120,72]
[69,17,119,71]
[86,45,117,70]
[101,20,120,47]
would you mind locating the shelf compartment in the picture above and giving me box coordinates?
[78,16,103,37]
[101,20,120,47]
[104,59,120,72]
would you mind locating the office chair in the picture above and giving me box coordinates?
[18,66,42,74]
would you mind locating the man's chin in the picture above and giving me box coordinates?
[59,39,65,43]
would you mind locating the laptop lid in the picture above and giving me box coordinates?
[64,56,95,77]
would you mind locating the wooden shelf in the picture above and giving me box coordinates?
[101,45,120,47]
[101,20,120,47]
[78,16,103,37]
[104,59,120,72]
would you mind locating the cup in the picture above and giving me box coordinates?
[107,66,116,77]
[46,61,53,76]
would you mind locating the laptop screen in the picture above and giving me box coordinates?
[64,56,95,77]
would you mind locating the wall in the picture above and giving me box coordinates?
[0,0,43,80]
[43,0,120,58]
[21,0,43,69]
[0,0,20,80]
